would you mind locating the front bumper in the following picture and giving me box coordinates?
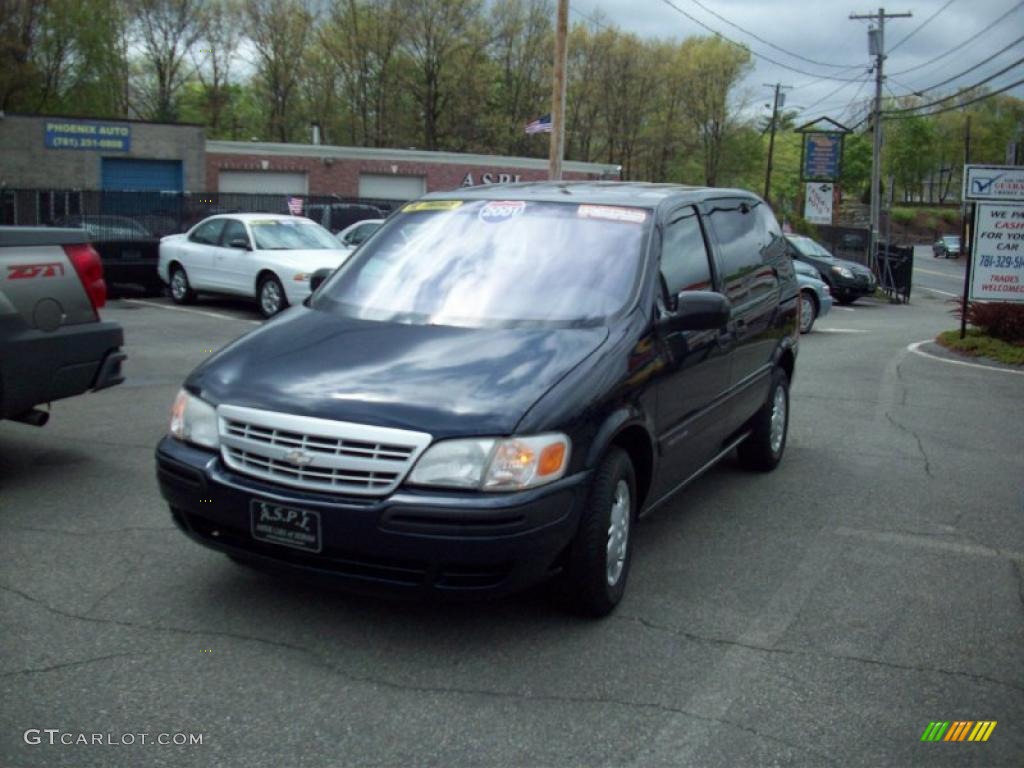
[834,273,876,298]
[155,437,589,598]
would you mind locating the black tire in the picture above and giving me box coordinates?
[563,447,636,617]
[169,264,196,305]
[798,290,818,334]
[737,367,789,472]
[257,273,288,318]
[836,294,856,306]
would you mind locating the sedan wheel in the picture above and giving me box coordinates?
[258,275,288,318]
[169,266,195,305]
[799,291,818,333]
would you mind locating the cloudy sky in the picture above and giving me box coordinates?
[568,0,1024,127]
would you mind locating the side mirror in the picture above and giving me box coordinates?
[228,238,250,250]
[660,291,731,333]
[309,268,333,292]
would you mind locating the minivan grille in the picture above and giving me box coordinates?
[217,404,431,496]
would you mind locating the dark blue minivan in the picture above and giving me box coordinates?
[156,183,798,616]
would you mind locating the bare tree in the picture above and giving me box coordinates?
[133,0,204,121]
[192,0,241,135]
[248,0,315,142]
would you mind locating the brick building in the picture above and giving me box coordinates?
[206,140,620,200]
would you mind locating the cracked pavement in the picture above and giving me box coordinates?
[2,249,1022,767]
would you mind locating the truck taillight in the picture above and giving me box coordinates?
[63,243,106,313]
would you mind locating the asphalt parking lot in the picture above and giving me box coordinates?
[2,255,1022,767]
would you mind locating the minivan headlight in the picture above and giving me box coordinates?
[831,265,854,279]
[169,389,220,449]
[408,434,570,491]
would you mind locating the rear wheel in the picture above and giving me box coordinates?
[169,265,195,305]
[257,274,288,318]
[563,447,636,617]
[799,290,818,333]
[737,367,789,472]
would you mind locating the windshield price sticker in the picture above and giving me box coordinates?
[577,205,647,224]
[479,200,526,223]
[403,200,463,212]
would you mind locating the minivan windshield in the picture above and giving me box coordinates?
[787,235,832,258]
[313,199,650,328]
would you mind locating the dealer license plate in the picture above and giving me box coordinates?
[250,500,322,553]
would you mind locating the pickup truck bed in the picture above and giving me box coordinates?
[0,227,125,424]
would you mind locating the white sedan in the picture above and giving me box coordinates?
[158,214,352,317]
[336,218,384,252]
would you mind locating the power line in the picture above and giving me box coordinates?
[883,55,1024,114]
[887,0,956,54]
[679,0,863,70]
[656,0,867,82]
[887,0,1024,76]
[799,73,873,113]
[894,34,1024,96]
[883,76,1024,119]
[569,5,614,32]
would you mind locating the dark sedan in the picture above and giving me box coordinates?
[785,234,876,305]
[933,235,961,259]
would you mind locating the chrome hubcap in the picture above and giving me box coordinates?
[261,281,281,315]
[800,294,814,331]
[769,384,787,455]
[171,271,186,300]
[606,479,630,586]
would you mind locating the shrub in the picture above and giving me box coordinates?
[890,207,916,224]
[952,300,1024,343]
[939,209,959,225]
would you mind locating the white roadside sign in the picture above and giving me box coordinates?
[804,183,833,225]
[963,164,1024,202]
[969,203,1024,302]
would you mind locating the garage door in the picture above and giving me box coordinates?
[358,174,426,201]
[218,171,308,195]
[101,159,183,191]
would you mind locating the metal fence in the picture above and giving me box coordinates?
[812,224,872,266]
[0,189,403,240]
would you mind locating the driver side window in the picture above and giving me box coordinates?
[220,219,250,249]
[662,207,714,294]
[190,219,225,245]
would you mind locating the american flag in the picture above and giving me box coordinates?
[525,114,552,134]
[287,196,304,215]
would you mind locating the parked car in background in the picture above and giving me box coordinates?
[158,214,353,317]
[156,183,799,617]
[933,235,961,259]
[793,259,832,333]
[336,218,384,251]
[55,215,162,296]
[0,227,125,426]
[305,203,385,235]
[785,234,876,304]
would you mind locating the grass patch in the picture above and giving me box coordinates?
[936,329,1024,366]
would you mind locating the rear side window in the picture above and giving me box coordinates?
[220,219,249,247]
[705,200,763,302]
[190,219,225,245]
[661,207,713,294]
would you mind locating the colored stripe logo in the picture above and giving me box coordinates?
[921,721,997,742]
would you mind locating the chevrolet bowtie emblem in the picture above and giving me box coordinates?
[284,450,313,467]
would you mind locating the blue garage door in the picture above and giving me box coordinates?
[101,159,183,191]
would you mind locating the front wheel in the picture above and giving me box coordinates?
[737,367,789,472]
[563,447,636,617]
[257,274,288,318]
[799,291,818,333]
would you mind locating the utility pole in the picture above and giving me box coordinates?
[763,82,792,203]
[849,8,911,271]
[548,0,569,180]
